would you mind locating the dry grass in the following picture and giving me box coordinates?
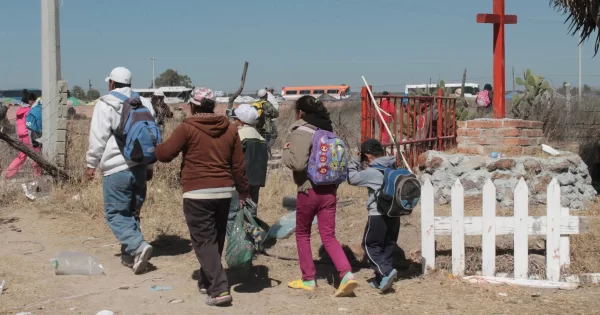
[1,102,600,279]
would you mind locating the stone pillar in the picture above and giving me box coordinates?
[56,80,68,167]
[457,118,545,156]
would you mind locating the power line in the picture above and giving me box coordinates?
[330,0,563,24]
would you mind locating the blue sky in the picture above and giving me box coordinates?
[0,0,599,94]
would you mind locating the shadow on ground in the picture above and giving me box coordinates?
[192,265,281,294]
[316,244,422,288]
[150,234,193,257]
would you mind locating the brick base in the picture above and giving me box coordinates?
[457,119,545,156]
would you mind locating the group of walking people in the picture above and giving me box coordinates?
[85,67,279,306]
[86,66,409,307]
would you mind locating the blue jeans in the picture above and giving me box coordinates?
[103,165,148,256]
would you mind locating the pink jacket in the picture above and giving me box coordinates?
[380,99,396,123]
[15,106,31,138]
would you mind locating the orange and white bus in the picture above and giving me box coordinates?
[281,85,351,101]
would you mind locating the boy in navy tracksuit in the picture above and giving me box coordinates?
[347,139,399,292]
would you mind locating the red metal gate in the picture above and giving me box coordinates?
[361,86,457,168]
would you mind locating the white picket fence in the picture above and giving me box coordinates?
[421,177,589,287]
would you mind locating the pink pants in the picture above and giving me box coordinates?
[380,120,392,145]
[5,136,42,179]
[295,185,352,281]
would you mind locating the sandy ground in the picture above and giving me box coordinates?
[2,198,600,315]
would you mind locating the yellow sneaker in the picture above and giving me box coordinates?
[288,279,316,291]
[334,273,358,297]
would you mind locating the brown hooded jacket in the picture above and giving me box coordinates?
[155,114,248,196]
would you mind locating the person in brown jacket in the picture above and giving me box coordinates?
[155,87,249,307]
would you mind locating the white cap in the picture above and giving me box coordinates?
[257,89,267,98]
[232,104,259,125]
[105,67,132,85]
[154,90,165,97]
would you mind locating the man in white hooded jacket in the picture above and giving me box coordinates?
[85,67,156,274]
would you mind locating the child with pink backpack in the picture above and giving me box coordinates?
[476,84,494,117]
[282,95,358,297]
[5,92,42,179]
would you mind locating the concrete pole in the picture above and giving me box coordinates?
[151,57,156,89]
[579,30,582,99]
[41,0,62,163]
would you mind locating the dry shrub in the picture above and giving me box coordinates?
[537,96,600,182]
[569,201,600,274]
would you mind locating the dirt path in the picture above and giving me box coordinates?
[1,207,600,315]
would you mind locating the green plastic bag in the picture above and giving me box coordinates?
[225,201,267,269]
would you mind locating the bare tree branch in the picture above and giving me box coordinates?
[0,131,71,181]
[228,62,249,110]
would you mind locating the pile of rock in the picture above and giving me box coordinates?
[417,151,596,209]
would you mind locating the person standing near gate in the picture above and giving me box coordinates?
[379,91,395,146]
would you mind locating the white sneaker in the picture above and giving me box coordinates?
[132,243,153,275]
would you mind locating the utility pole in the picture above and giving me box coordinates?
[565,82,572,112]
[428,77,432,94]
[512,66,515,92]
[151,57,156,89]
[41,0,62,163]
[88,79,92,91]
[578,30,583,98]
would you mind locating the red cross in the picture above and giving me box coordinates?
[477,0,517,119]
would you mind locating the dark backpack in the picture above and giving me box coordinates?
[373,166,421,217]
[110,91,162,165]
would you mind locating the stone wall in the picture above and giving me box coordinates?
[457,118,545,156]
[417,151,596,210]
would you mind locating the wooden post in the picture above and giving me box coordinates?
[451,179,465,276]
[560,208,571,275]
[565,82,572,112]
[361,87,368,143]
[546,179,562,282]
[0,130,71,181]
[436,88,443,150]
[482,179,497,277]
[421,179,435,274]
[513,178,529,279]
[227,61,249,110]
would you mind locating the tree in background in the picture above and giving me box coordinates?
[153,69,193,88]
[71,85,87,100]
[87,89,100,101]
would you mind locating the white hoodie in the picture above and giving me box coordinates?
[267,92,280,110]
[86,87,155,176]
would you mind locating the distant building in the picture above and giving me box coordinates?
[0,89,42,101]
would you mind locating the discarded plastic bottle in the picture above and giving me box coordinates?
[52,251,105,276]
[268,211,318,240]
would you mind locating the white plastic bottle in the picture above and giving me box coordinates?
[52,251,105,276]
